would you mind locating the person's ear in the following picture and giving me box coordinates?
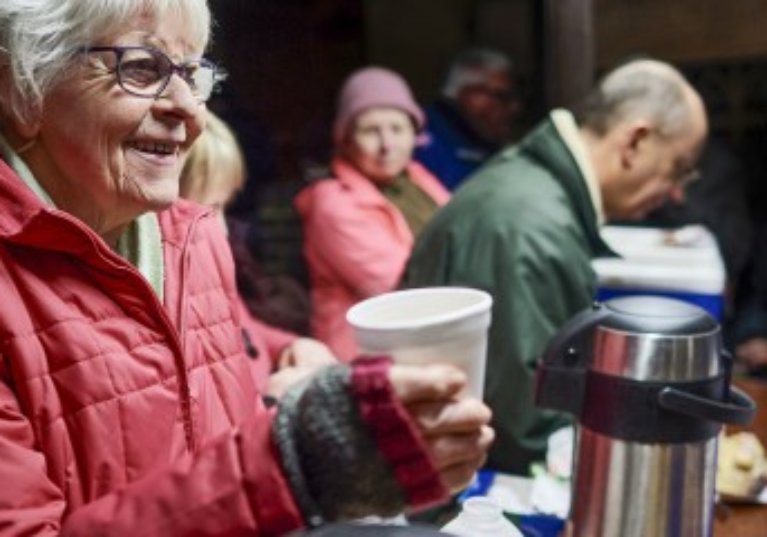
[620,121,653,170]
[0,66,39,139]
[0,84,40,141]
[0,112,40,156]
[2,105,42,146]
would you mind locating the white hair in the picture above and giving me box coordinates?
[441,48,513,99]
[0,0,211,127]
[574,59,695,138]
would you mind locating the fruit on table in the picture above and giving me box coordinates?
[717,432,767,498]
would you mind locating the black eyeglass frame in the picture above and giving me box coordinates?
[80,45,227,102]
[466,84,519,104]
[649,128,702,189]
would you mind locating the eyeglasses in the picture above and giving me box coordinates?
[80,46,227,102]
[470,85,518,104]
[672,166,701,188]
[650,129,702,189]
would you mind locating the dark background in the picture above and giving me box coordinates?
[206,0,767,225]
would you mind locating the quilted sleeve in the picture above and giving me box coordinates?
[0,373,65,537]
[60,406,304,537]
[0,370,303,537]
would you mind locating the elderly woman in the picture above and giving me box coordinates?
[296,67,450,361]
[0,1,493,535]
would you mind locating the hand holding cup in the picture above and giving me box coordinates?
[388,363,495,493]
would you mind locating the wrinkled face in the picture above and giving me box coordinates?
[23,9,206,239]
[457,70,519,144]
[344,107,416,183]
[605,126,706,220]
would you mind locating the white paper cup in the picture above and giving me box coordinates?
[346,287,492,399]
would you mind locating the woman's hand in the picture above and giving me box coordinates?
[388,364,494,493]
[268,339,338,398]
[266,366,319,399]
[278,338,338,369]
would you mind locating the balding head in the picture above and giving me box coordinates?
[576,59,709,220]
[575,59,704,139]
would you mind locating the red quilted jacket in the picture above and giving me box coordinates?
[0,159,303,535]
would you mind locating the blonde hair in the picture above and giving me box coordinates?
[180,111,245,206]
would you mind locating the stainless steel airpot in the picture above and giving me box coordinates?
[536,296,756,537]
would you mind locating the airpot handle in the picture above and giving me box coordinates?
[658,386,756,425]
[535,302,610,417]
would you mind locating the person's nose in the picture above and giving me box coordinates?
[378,131,394,154]
[152,74,204,137]
[154,73,202,122]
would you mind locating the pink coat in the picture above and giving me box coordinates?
[0,159,304,535]
[237,298,296,392]
[0,158,446,535]
[295,158,450,361]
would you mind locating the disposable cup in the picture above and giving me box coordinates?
[346,287,492,399]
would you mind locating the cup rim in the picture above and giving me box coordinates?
[346,286,493,331]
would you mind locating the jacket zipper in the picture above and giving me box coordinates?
[175,213,200,451]
[33,209,203,451]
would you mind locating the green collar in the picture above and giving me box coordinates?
[115,214,165,300]
[518,117,615,258]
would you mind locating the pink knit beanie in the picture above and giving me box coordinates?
[333,67,425,144]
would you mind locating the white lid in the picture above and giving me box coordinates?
[594,225,725,294]
[441,497,523,537]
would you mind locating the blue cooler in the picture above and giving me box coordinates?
[593,225,725,320]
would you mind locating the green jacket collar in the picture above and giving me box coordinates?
[518,117,615,257]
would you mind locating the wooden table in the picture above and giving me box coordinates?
[713,376,767,537]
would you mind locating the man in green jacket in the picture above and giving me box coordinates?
[403,59,709,475]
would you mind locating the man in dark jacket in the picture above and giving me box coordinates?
[415,48,520,191]
[404,59,709,475]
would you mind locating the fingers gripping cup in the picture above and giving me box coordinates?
[347,287,493,399]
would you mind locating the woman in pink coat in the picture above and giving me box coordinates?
[295,68,451,361]
[0,2,493,534]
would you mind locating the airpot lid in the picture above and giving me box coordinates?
[600,296,719,336]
